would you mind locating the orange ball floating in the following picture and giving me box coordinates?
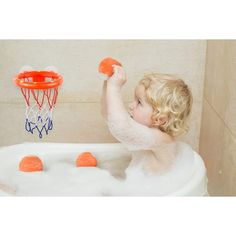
[98,57,122,77]
[19,155,43,172]
[76,152,97,167]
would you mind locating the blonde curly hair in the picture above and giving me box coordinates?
[139,73,193,137]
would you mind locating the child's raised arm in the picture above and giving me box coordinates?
[106,66,170,150]
[100,80,108,120]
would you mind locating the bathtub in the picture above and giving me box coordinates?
[0,142,208,196]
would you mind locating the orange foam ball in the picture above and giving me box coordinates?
[98,57,122,77]
[19,155,43,172]
[76,152,97,167]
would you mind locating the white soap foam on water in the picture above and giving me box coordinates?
[0,148,118,196]
[104,142,196,196]
[0,142,198,196]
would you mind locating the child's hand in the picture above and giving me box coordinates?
[107,65,127,91]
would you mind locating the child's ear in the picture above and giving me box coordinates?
[153,115,168,127]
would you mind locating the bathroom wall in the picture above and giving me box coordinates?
[0,40,206,150]
[199,40,236,196]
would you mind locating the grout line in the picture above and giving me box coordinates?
[0,100,203,105]
[204,97,236,140]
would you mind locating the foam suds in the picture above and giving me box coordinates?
[0,142,198,196]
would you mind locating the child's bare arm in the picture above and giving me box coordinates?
[100,80,108,119]
[106,65,128,115]
[99,155,132,179]
[106,66,171,150]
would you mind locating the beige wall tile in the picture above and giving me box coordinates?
[0,103,26,146]
[0,40,206,149]
[0,101,200,150]
[201,40,236,196]
[204,41,229,120]
[199,99,225,195]
[217,127,236,196]
[0,103,117,147]
[1,40,206,103]
[204,40,236,137]
[223,41,236,136]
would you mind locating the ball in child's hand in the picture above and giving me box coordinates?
[19,155,43,172]
[98,57,122,77]
[76,152,97,167]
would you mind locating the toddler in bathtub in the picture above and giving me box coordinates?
[100,64,196,195]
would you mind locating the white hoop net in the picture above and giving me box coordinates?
[21,83,59,139]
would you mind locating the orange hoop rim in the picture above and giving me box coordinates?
[14,71,63,89]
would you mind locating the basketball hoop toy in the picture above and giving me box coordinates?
[14,71,63,138]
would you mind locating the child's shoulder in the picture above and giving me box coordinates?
[151,127,174,145]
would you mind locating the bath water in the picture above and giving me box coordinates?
[0,142,197,196]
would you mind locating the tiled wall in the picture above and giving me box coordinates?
[0,40,206,150]
[200,41,236,196]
